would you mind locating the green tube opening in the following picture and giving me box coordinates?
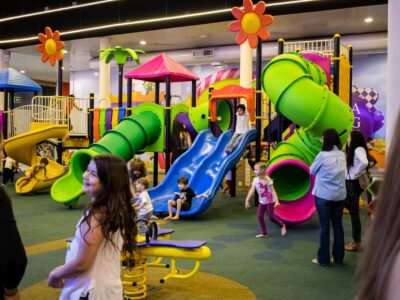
[270,164,311,201]
[217,100,232,132]
[51,149,97,205]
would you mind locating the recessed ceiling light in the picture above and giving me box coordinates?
[61,67,65,70]
[140,40,147,45]
[63,50,68,54]
[20,70,26,73]
[200,35,207,38]
[364,17,373,23]
[94,72,99,76]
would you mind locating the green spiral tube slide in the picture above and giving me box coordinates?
[51,110,162,206]
[262,53,354,201]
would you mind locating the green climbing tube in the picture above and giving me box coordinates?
[51,110,162,206]
[262,53,354,201]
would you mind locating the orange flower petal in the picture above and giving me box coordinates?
[41,53,49,63]
[248,35,259,48]
[49,55,56,66]
[243,0,254,13]
[53,31,60,41]
[55,51,64,60]
[228,20,242,32]
[56,41,65,49]
[254,1,266,15]
[231,7,245,20]
[36,44,45,52]
[257,27,270,40]
[236,31,248,45]
[38,33,47,43]
[45,27,53,39]
[261,15,274,26]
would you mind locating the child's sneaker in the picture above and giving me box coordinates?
[256,234,267,238]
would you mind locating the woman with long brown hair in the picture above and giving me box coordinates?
[356,114,400,299]
[48,155,137,299]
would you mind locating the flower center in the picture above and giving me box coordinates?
[241,13,261,35]
[45,39,57,55]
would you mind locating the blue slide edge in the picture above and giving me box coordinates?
[149,129,257,216]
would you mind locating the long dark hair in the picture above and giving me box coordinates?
[81,155,137,260]
[322,128,342,151]
[127,157,147,182]
[356,115,400,299]
[171,120,187,149]
[346,131,368,167]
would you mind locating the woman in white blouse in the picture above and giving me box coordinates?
[344,131,369,252]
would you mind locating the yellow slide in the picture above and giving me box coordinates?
[4,124,68,194]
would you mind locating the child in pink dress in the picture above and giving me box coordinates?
[245,162,286,238]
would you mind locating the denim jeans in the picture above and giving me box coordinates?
[315,196,345,265]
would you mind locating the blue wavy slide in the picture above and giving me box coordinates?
[149,129,257,216]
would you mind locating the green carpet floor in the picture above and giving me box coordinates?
[7,184,368,300]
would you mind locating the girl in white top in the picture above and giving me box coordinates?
[133,177,153,235]
[48,155,137,300]
[244,162,286,238]
[344,131,369,252]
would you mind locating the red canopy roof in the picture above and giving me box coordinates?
[124,53,199,82]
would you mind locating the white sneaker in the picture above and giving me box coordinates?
[256,234,267,238]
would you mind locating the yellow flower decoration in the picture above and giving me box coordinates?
[228,0,274,49]
[36,27,65,67]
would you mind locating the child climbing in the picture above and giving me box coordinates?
[164,176,208,220]
[132,177,153,235]
[17,157,49,189]
[245,162,286,238]
[225,104,249,154]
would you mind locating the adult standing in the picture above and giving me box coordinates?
[2,156,18,186]
[170,121,192,164]
[310,128,347,266]
[0,186,27,300]
[344,131,369,252]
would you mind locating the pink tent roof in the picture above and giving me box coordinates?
[124,53,199,82]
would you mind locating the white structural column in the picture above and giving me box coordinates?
[240,40,253,90]
[99,37,111,108]
[386,0,400,151]
[0,50,11,69]
[239,40,253,188]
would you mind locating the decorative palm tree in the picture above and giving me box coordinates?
[99,46,144,107]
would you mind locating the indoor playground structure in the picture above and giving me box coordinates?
[4,0,355,227]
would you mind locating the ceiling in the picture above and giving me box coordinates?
[5,1,388,83]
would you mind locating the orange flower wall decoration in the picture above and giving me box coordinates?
[36,27,65,66]
[228,0,274,49]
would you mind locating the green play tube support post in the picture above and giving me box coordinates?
[51,111,162,206]
[262,53,354,201]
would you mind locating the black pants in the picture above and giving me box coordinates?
[344,179,363,242]
[0,252,27,297]
[2,168,14,185]
[171,149,187,165]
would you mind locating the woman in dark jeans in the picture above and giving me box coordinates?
[344,131,369,252]
[310,129,347,266]
[0,187,27,300]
